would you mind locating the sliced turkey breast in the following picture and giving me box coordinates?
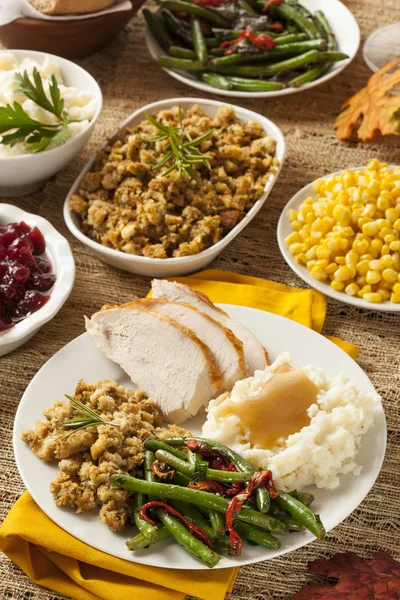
[151,279,269,374]
[134,298,248,391]
[85,304,224,424]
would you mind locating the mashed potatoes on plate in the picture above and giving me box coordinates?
[202,353,379,491]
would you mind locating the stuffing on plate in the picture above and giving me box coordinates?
[69,104,278,258]
[22,379,185,532]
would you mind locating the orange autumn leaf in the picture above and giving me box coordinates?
[334,60,400,142]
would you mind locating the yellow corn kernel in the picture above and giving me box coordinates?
[382,268,398,283]
[363,292,382,303]
[366,270,382,284]
[327,238,342,251]
[316,246,331,259]
[285,232,302,245]
[377,289,391,301]
[306,260,316,269]
[381,244,390,255]
[376,218,390,230]
[295,253,307,264]
[393,283,400,296]
[389,240,400,251]
[331,280,345,292]
[299,205,314,217]
[357,276,367,287]
[392,253,400,270]
[345,283,360,296]
[334,265,353,282]
[379,227,393,240]
[332,205,351,223]
[325,262,338,274]
[385,207,400,223]
[306,246,317,260]
[315,259,329,268]
[367,159,381,171]
[356,260,370,275]
[289,243,306,255]
[384,234,396,244]
[381,255,393,268]
[310,267,327,281]
[362,221,378,236]
[291,219,302,231]
[390,292,400,303]
[305,212,316,224]
[394,219,400,231]
[287,209,298,221]
[369,246,380,259]
[377,195,391,211]
[303,198,314,205]
[335,256,346,265]
[360,253,374,262]
[345,251,359,266]
[370,238,383,253]
[369,259,383,271]
[358,284,372,297]
[362,203,377,218]
[353,238,369,255]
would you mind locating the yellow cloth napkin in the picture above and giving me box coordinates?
[0,493,238,600]
[1,269,358,600]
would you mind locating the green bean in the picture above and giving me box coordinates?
[275,32,307,45]
[157,56,204,70]
[145,450,157,483]
[192,18,208,64]
[238,0,259,16]
[187,447,208,479]
[289,491,315,507]
[155,448,253,482]
[170,45,197,59]
[113,476,286,534]
[157,509,221,567]
[161,9,194,47]
[170,500,230,554]
[273,513,306,532]
[144,438,188,461]
[228,78,285,92]
[126,526,170,551]
[264,2,320,39]
[217,49,319,76]
[209,509,226,535]
[157,0,231,27]
[314,10,337,50]
[289,65,328,87]
[164,437,270,513]
[201,72,232,90]
[314,51,349,63]
[237,39,326,64]
[133,492,159,543]
[172,471,193,487]
[234,522,281,550]
[208,53,244,68]
[143,8,172,51]
[274,493,325,540]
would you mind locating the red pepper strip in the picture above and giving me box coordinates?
[265,472,278,499]
[262,0,282,12]
[184,440,237,471]
[269,21,284,31]
[151,460,175,482]
[225,482,244,497]
[226,470,275,556]
[220,30,276,54]
[188,480,226,496]
[140,501,214,549]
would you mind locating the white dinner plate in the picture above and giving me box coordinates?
[13,305,386,569]
[277,166,400,312]
[145,0,360,98]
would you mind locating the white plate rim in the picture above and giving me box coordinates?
[145,0,360,98]
[277,165,400,312]
[13,305,387,569]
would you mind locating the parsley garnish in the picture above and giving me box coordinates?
[0,68,79,153]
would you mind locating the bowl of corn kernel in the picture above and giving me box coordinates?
[277,160,400,311]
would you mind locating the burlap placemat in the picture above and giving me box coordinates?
[1,0,399,597]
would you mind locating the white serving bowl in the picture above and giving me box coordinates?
[64,97,286,277]
[0,50,103,197]
[0,204,75,356]
[277,165,400,312]
[145,0,360,98]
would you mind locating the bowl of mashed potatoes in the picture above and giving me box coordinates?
[0,50,102,196]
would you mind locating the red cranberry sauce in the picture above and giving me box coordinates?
[0,221,56,332]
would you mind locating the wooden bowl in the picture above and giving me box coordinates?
[0,3,143,59]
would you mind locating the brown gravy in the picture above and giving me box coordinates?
[215,365,318,449]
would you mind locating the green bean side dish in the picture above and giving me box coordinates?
[111,436,325,568]
[143,0,348,93]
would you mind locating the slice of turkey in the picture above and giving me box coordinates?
[134,298,248,392]
[85,304,224,424]
[151,279,269,374]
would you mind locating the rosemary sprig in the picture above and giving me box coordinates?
[61,394,120,439]
[145,108,214,182]
[0,68,80,153]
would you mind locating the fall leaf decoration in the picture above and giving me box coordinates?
[334,60,400,142]
[292,552,400,599]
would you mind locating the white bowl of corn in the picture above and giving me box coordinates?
[277,160,400,311]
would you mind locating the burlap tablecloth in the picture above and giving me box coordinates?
[1,0,399,597]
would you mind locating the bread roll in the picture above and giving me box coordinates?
[28,0,115,14]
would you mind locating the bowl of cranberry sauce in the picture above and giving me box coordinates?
[0,205,75,356]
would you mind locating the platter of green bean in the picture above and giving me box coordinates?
[144,0,360,97]
[111,436,325,569]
